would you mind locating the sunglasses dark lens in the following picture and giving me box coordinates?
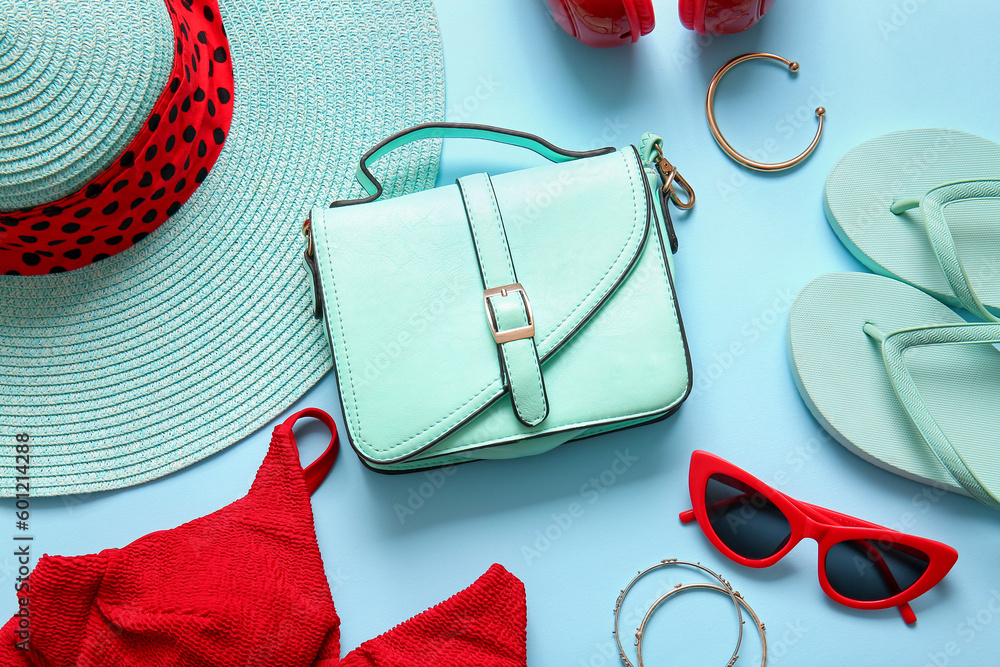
[704,473,792,560]
[824,539,931,602]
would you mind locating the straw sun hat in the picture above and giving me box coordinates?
[0,0,445,495]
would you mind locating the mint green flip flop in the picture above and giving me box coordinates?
[825,129,1000,322]
[788,272,1000,509]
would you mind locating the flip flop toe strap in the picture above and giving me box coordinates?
[865,321,1000,509]
[891,179,1000,323]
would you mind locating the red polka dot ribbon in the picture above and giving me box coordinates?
[0,0,234,275]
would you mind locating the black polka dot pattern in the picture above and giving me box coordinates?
[0,0,233,274]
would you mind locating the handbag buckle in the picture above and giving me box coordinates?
[483,283,535,344]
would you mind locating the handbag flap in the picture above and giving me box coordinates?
[311,147,652,463]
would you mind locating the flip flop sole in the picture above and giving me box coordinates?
[788,272,1000,498]
[825,129,1000,316]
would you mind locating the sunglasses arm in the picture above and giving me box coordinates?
[896,602,917,624]
[680,493,756,522]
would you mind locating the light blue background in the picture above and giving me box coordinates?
[4,1,1000,665]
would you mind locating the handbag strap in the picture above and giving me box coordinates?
[329,122,616,208]
[458,172,548,427]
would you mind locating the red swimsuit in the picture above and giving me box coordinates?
[0,409,528,666]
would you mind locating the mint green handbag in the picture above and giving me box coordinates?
[304,124,693,472]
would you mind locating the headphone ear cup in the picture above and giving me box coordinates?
[547,0,581,39]
[677,0,705,32]
[629,0,656,37]
[679,0,774,34]
[706,0,763,33]
[546,0,654,48]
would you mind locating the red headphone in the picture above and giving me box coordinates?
[547,0,775,48]
[679,0,776,34]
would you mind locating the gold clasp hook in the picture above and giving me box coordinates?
[706,52,825,172]
[651,146,696,210]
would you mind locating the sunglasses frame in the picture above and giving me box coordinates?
[680,450,958,624]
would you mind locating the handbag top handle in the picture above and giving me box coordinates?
[329,122,617,209]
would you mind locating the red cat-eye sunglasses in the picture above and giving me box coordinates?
[680,450,958,624]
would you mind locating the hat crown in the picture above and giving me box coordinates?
[0,0,174,212]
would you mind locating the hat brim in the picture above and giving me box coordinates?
[0,0,445,496]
